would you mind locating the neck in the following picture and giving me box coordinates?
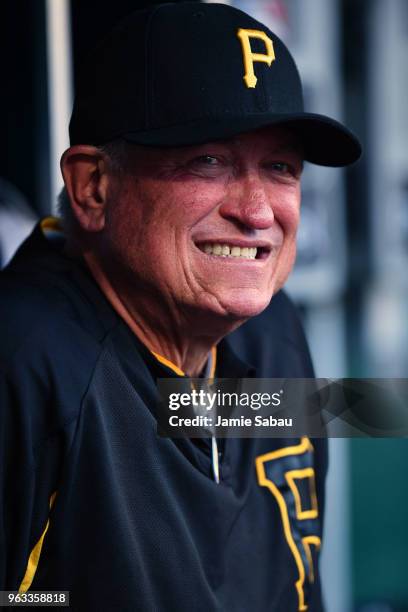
[83,251,237,376]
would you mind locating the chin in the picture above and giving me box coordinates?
[215,288,273,320]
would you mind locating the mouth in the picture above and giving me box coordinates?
[195,241,271,261]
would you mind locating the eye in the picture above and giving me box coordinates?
[186,154,226,177]
[193,155,220,166]
[264,160,303,180]
[269,162,290,173]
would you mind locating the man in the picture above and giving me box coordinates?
[0,2,360,611]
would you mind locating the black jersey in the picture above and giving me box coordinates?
[0,223,327,611]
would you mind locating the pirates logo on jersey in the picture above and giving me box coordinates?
[256,437,321,612]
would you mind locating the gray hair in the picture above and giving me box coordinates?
[57,139,131,233]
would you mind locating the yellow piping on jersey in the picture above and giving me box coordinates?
[151,346,217,378]
[40,216,62,232]
[208,346,217,381]
[151,352,186,376]
[19,491,57,593]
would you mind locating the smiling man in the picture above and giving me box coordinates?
[62,126,303,377]
[0,2,360,611]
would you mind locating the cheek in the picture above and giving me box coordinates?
[273,190,301,235]
[170,181,226,222]
[149,180,225,227]
[102,181,224,273]
[270,190,300,288]
[101,187,149,273]
[272,241,297,293]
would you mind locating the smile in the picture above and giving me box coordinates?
[196,242,270,260]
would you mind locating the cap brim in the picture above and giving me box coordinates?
[123,112,361,167]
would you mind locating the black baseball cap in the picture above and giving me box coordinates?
[69,1,361,167]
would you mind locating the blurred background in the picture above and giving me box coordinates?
[1,0,408,610]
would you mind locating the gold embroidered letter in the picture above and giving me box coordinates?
[237,28,275,88]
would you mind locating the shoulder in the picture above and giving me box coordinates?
[0,268,99,365]
[0,221,117,361]
[0,266,108,440]
[0,285,111,475]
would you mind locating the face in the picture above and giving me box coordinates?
[101,125,303,322]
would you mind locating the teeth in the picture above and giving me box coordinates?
[200,243,258,259]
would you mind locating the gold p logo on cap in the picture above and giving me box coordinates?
[237,28,275,88]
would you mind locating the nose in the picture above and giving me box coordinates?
[218,174,275,230]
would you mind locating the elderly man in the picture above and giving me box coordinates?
[0,2,360,611]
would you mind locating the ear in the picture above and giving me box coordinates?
[60,145,111,232]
